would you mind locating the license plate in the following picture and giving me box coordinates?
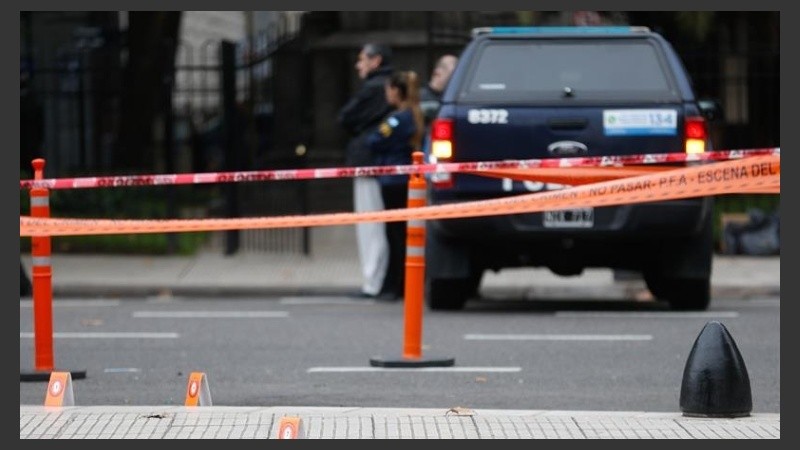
[543,208,594,228]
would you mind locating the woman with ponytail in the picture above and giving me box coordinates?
[366,70,424,301]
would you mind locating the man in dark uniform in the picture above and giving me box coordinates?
[419,54,458,166]
[338,43,394,298]
[419,54,458,127]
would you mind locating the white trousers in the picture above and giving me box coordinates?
[354,177,389,295]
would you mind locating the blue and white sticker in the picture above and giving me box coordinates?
[603,109,677,136]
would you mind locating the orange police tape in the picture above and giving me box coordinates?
[485,165,780,194]
[472,165,672,186]
[20,154,779,237]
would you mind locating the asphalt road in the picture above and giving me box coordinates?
[20,292,780,413]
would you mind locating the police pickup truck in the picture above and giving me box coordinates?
[425,26,719,311]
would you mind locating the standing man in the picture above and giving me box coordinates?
[419,54,458,127]
[338,43,394,298]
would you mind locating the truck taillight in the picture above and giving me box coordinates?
[431,118,454,160]
[685,116,707,154]
[429,118,454,188]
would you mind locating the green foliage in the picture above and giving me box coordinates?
[46,232,208,255]
[20,177,214,255]
[674,12,716,43]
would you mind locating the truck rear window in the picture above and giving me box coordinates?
[461,40,679,103]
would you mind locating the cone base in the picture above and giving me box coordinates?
[21,369,87,382]
[682,411,751,419]
[369,355,455,368]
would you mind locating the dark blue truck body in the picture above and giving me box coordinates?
[424,27,716,311]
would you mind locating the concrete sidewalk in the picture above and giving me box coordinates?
[20,406,780,439]
[20,225,780,300]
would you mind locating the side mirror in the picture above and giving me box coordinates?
[698,99,723,122]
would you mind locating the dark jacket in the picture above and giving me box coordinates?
[338,66,394,166]
[419,84,443,127]
[366,108,416,186]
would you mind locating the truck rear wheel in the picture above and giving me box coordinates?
[645,275,711,310]
[644,204,714,311]
[426,271,482,311]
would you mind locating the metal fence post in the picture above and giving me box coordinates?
[221,40,240,255]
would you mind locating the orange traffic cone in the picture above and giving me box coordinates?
[21,158,86,383]
[370,151,454,368]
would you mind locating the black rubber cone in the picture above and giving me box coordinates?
[679,321,752,417]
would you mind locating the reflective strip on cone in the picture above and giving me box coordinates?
[31,256,51,267]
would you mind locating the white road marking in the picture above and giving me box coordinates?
[132,311,289,318]
[104,368,141,373]
[464,334,653,341]
[554,311,740,319]
[19,299,122,308]
[280,297,368,305]
[307,367,521,373]
[20,332,179,339]
[734,299,780,308]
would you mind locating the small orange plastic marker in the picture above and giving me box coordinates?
[44,372,74,407]
[184,372,212,406]
[277,417,304,439]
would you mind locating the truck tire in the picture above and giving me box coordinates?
[426,271,482,311]
[645,275,711,311]
[644,209,714,311]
